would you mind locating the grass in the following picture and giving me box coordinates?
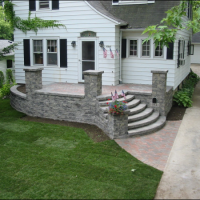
[0,99,163,199]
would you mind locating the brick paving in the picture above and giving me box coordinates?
[115,121,182,171]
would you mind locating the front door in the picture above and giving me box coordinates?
[79,40,96,81]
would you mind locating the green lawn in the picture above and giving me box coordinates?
[0,99,162,199]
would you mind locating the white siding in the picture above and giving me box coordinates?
[14,1,119,85]
[191,44,200,64]
[121,28,192,89]
[173,28,192,89]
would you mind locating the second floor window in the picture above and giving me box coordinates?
[39,0,49,9]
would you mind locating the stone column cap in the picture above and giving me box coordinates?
[151,70,168,74]
[23,67,44,72]
[83,70,104,76]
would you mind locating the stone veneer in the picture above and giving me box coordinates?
[10,68,173,139]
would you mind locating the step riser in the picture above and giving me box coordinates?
[128,104,146,116]
[128,121,166,137]
[97,91,128,101]
[128,113,160,129]
[128,109,153,123]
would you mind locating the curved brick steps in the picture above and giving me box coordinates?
[128,108,153,123]
[128,112,160,129]
[127,116,166,137]
[97,92,166,138]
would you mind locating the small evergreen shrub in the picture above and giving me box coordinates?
[0,71,5,88]
[173,71,200,108]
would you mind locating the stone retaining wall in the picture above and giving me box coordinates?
[10,67,173,139]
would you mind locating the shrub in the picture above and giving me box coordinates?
[173,71,200,108]
[0,83,12,98]
[0,71,5,88]
[6,69,15,84]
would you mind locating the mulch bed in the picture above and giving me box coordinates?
[18,84,185,142]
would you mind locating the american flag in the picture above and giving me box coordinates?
[115,49,119,58]
[111,92,115,101]
[103,47,107,58]
[110,49,114,58]
[115,90,119,99]
[121,90,126,99]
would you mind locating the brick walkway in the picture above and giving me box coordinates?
[115,121,182,171]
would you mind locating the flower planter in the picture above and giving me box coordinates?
[108,110,130,139]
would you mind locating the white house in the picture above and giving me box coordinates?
[0,40,15,77]
[13,0,193,89]
[191,32,200,64]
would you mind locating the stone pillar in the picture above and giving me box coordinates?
[83,70,104,99]
[23,67,43,99]
[151,70,168,116]
[108,110,130,139]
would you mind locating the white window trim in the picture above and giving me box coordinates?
[128,38,139,58]
[30,37,60,68]
[179,40,185,66]
[112,0,155,5]
[37,0,52,11]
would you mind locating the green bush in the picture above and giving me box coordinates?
[173,71,200,108]
[0,83,12,98]
[0,71,5,88]
[6,69,15,84]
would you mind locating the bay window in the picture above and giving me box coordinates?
[154,42,163,57]
[130,40,138,56]
[142,40,150,57]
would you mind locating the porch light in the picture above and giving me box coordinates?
[71,41,76,47]
[99,41,104,48]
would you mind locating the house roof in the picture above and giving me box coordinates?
[0,40,15,56]
[87,0,180,29]
[192,32,200,44]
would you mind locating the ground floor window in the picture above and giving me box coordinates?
[142,40,150,57]
[31,38,59,67]
[7,60,12,68]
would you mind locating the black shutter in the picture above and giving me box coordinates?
[23,39,30,66]
[113,0,119,3]
[52,0,59,10]
[183,40,185,59]
[60,39,67,68]
[167,42,174,60]
[29,0,36,11]
[121,39,127,58]
[177,40,181,68]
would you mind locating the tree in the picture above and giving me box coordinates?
[0,6,13,40]
[143,1,200,48]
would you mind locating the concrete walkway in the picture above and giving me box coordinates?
[155,65,200,199]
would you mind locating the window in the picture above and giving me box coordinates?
[154,42,163,57]
[7,60,12,68]
[47,40,57,65]
[112,0,155,5]
[32,38,59,67]
[142,40,150,57]
[130,40,137,56]
[33,40,43,65]
[39,0,49,9]
[178,40,185,67]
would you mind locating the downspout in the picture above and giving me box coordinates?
[119,29,122,83]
